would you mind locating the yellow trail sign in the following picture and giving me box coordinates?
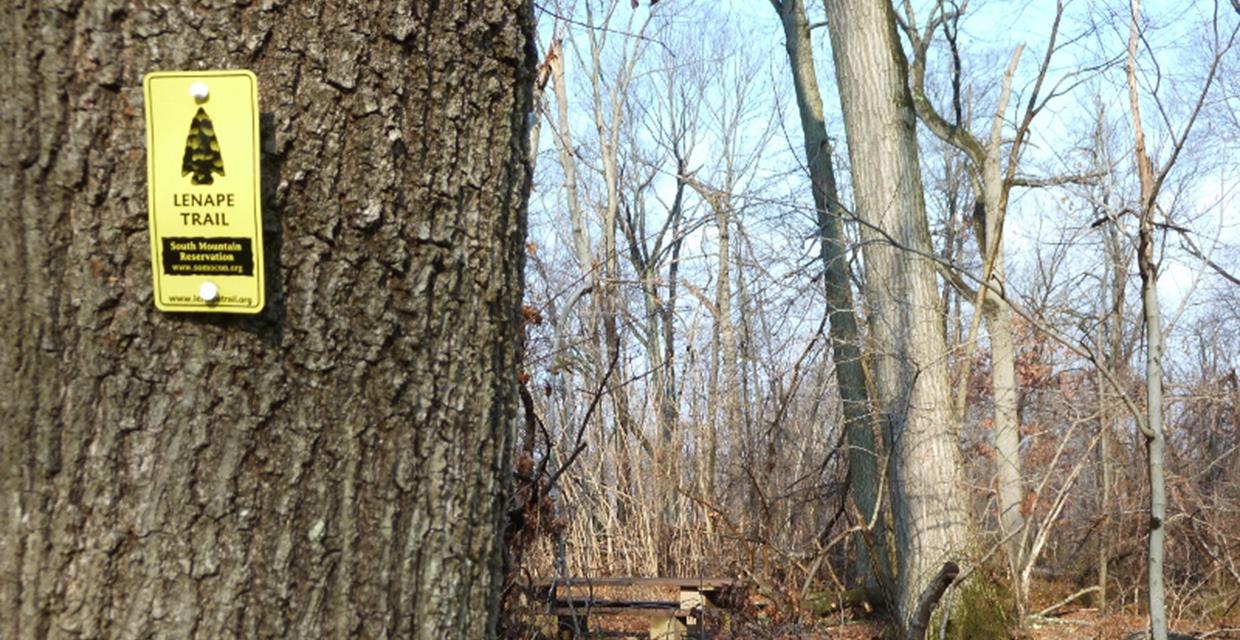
[144,70,264,313]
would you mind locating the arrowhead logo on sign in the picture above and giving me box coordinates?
[182,107,225,185]
[143,70,265,313]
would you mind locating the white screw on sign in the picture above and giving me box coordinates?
[199,281,219,302]
[189,82,209,101]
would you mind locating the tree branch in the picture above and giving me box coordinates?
[1037,586,1101,618]
[1176,227,1240,286]
[907,562,960,640]
[1009,171,1105,188]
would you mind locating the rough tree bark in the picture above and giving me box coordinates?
[771,0,889,595]
[822,0,973,631]
[1,3,534,639]
[903,15,1043,592]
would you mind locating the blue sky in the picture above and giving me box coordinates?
[529,0,1239,360]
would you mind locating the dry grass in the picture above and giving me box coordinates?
[1028,610,1240,639]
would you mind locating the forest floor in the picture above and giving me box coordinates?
[710,612,1237,639]
[512,580,1240,638]
[532,608,1240,639]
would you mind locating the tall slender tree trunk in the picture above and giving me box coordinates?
[976,213,1024,582]
[905,27,1029,593]
[735,240,757,446]
[548,40,641,528]
[1095,321,1113,612]
[772,0,889,596]
[1126,1,1167,636]
[0,3,534,639]
[662,177,686,439]
[1138,204,1168,640]
[1100,201,1128,612]
[1088,102,1128,613]
[707,310,721,502]
[822,0,972,630]
[591,21,639,465]
[714,197,742,478]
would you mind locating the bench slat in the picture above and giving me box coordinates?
[532,577,734,589]
[553,599,681,609]
[549,606,694,617]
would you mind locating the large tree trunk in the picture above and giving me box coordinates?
[0,3,534,639]
[904,17,1029,592]
[772,0,889,596]
[821,0,972,630]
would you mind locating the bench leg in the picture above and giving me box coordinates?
[679,588,705,636]
[649,613,686,639]
[558,614,587,639]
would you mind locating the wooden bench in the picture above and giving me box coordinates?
[530,577,738,639]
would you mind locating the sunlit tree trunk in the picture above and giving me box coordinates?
[903,17,1036,592]
[1126,1,1168,631]
[822,0,972,629]
[976,203,1025,580]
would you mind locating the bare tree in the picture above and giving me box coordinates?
[900,3,1092,607]
[1121,0,1238,636]
[822,0,975,630]
[771,0,890,597]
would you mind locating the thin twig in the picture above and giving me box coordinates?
[1037,586,1101,617]
[545,348,622,492]
[534,2,673,55]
